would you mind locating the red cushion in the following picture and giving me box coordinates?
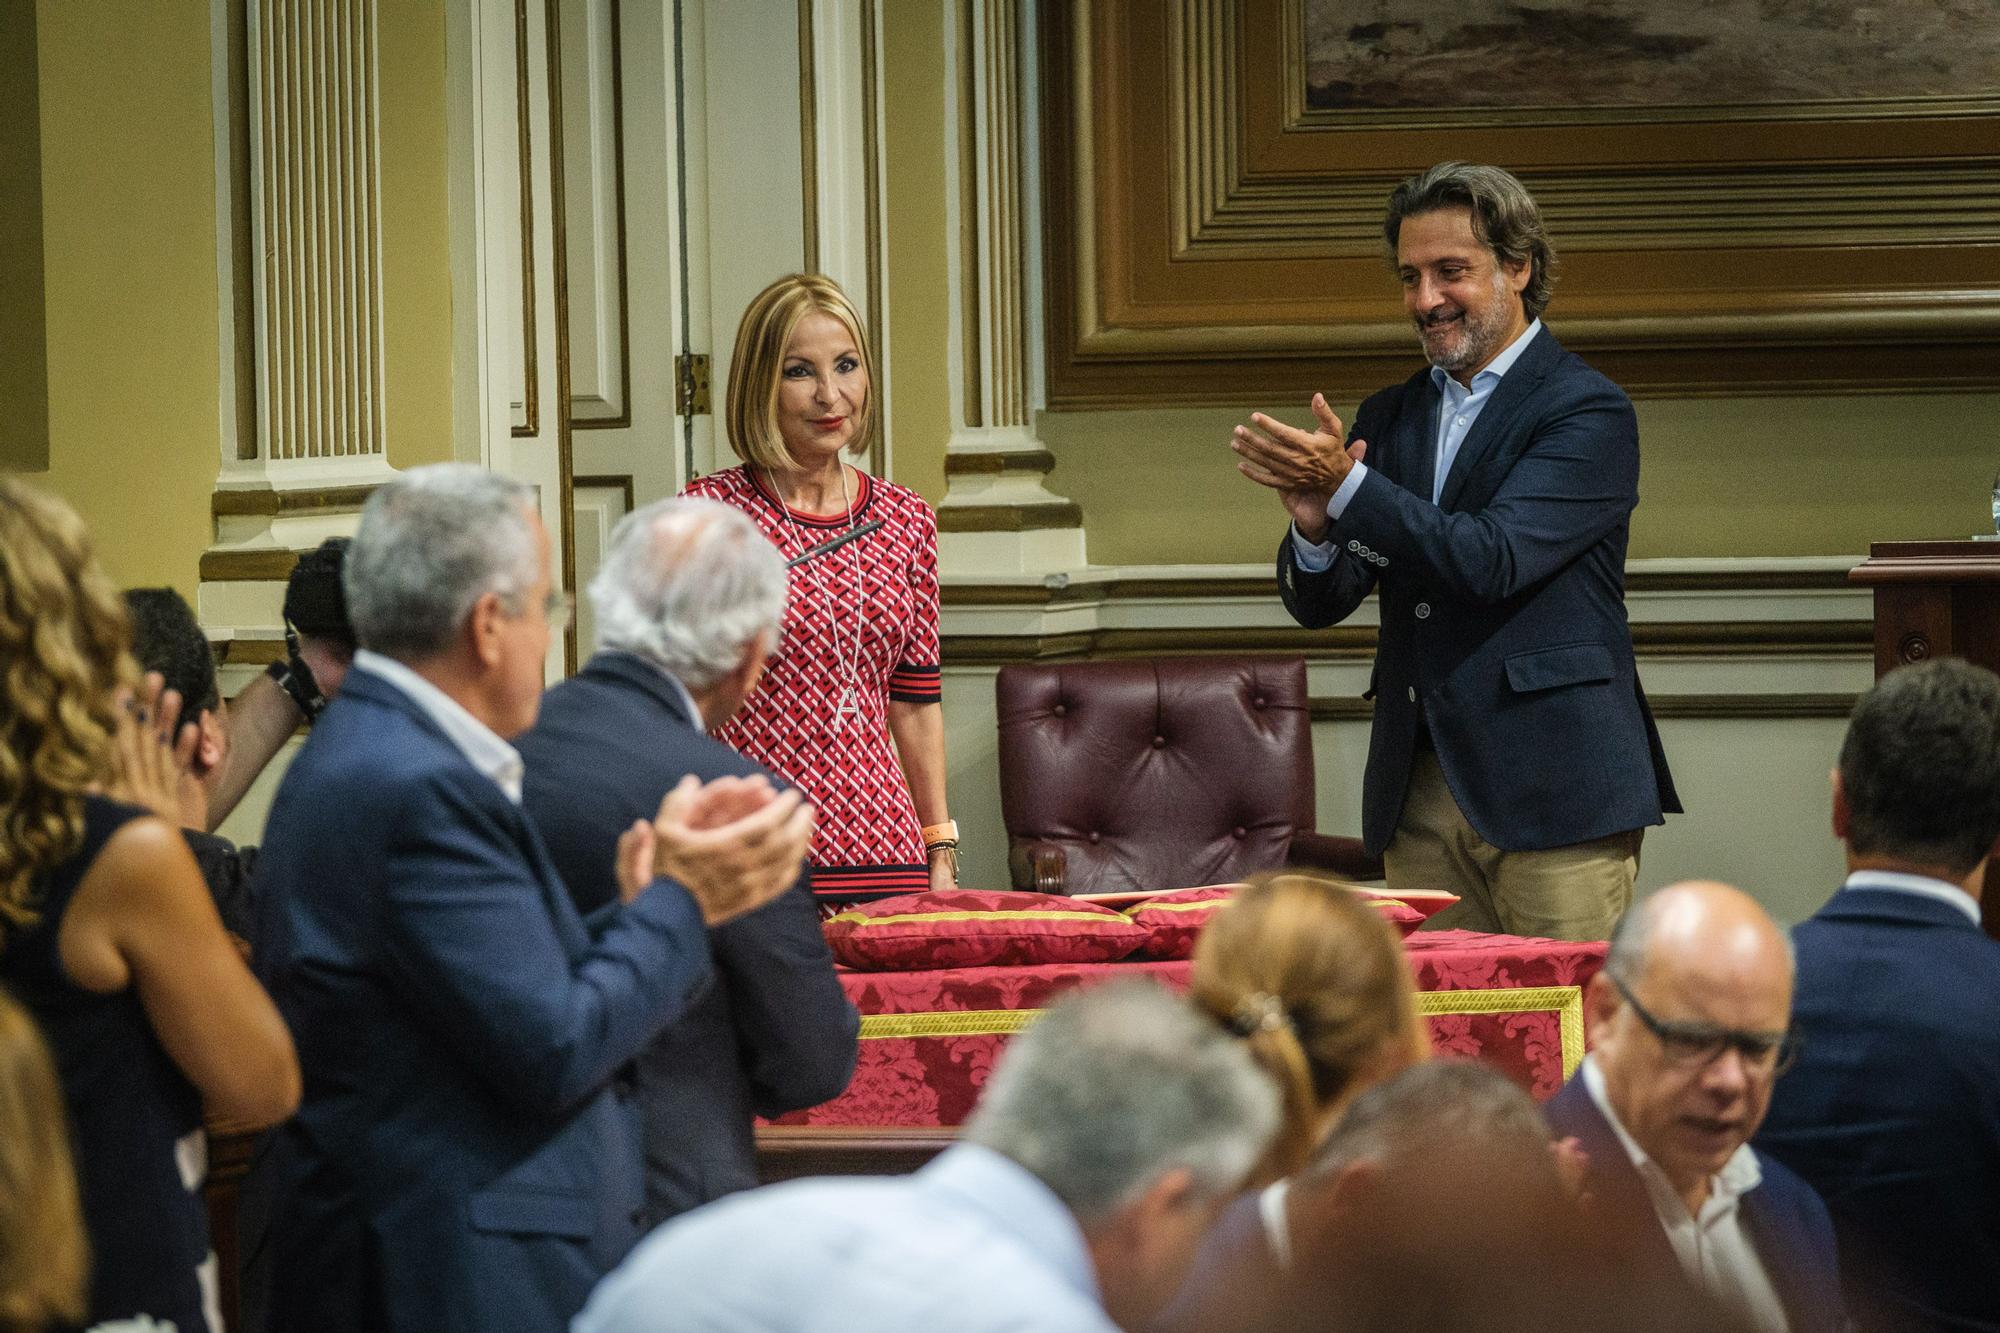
[823,889,1150,971]
[1360,895,1425,937]
[1345,884,1457,923]
[1125,886,1238,960]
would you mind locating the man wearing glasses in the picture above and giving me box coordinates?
[1544,881,1845,1333]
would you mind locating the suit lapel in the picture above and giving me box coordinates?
[1550,1082,1684,1281]
[1397,376,1442,505]
[1436,326,1560,513]
[1737,1178,1810,1332]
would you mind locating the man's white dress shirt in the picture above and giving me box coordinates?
[1292,319,1543,573]
[351,650,526,804]
[1580,1056,1790,1333]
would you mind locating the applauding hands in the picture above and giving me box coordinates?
[1231,393,1368,543]
[614,774,815,925]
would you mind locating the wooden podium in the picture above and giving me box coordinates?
[1851,539,2000,935]
[1851,540,2000,676]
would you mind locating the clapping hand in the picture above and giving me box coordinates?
[106,672,201,825]
[1231,393,1368,543]
[612,775,816,925]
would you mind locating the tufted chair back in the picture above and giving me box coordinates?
[995,656,1319,894]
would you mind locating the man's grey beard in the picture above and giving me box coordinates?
[1415,280,1516,374]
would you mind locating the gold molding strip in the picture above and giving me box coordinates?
[569,0,633,431]
[512,0,539,437]
[798,0,818,272]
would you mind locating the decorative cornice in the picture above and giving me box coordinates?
[940,621,1867,666]
[935,502,1086,533]
[1310,693,1859,724]
[944,448,1058,477]
[211,485,380,517]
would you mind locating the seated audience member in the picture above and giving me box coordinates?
[125,586,257,937]
[1546,881,1844,1333]
[1188,872,1430,1177]
[1245,1060,1742,1333]
[0,478,299,1333]
[575,979,1282,1333]
[0,991,89,1333]
[206,536,355,828]
[517,496,858,1228]
[1755,657,2000,1331]
[249,465,816,1333]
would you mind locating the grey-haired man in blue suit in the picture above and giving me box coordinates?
[247,465,814,1333]
[1233,161,1678,941]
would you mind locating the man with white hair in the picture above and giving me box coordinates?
[574,980,1282,1333]
[1543,882,1844,1333]
[518,496,859,1229]
[250,465,815,1333]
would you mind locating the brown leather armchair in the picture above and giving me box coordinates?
[995,655,1383,894]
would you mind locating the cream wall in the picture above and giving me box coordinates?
[25,1,456,601]
[1038,392,2000,568]
[33,0,221,599]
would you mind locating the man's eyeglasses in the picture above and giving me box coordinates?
[543,589,574,631]
[1609,975,1799,1076]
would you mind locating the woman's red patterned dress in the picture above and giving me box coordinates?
[682,465,941,903]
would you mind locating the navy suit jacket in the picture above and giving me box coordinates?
[1545,1076,1845,1333]
[1756,886,2000,1332]
[248,666,715,1333]
[1277,327,1678,854]
[517,652,858,1224]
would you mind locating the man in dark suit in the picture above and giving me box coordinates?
[518,496,858,1227]
[1232,161,1677,940]
[1755,658,2000,1332]
[1545,881,1845,1333]
[248,465,815,1333]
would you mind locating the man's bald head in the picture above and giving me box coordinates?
[1605,880,1794,996]
[1589,882,1796,1211]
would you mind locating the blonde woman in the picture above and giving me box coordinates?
[0,992,87,1333]
[1158,874,1432,1332]
[685,274,954,907]
[1191,873,1431,1177]
[0,479,299,1332]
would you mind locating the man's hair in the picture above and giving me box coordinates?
[345,465,540,661]
[1306,1060,1553,1183]
[1838,657,2000,876]
[588,498,786,691]
[964,980,1279,1225]
[124,588,220,717]
[1383,162,1557,320]
[284,537,355,647]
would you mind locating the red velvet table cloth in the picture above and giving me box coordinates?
[768,930,1605,1129]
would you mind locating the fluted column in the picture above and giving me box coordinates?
[245,0,392,479]
[937,0,1084,575]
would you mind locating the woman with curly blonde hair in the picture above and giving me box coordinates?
[0,990,87,1332]
[0,478,298,1332]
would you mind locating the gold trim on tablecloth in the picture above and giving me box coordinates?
[858,984,1587,1079]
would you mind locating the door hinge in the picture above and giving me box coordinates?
[675,353,711,417]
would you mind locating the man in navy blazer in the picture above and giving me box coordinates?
[1233,162,1677,940]
[248,466,815,1333]
[518,497,858,1226]
[1545,881,1845,1333]
[1756,658,2000,1331]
